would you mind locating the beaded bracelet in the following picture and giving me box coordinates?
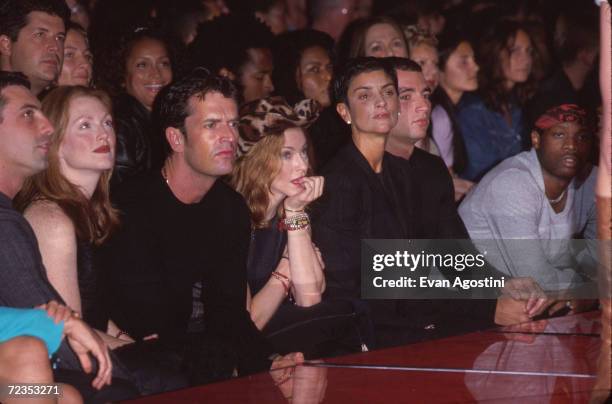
[270,271,291,295]
[279,212,310,231]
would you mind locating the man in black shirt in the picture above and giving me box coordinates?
[97,71,302,385]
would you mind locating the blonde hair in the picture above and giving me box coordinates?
[14,86,119,245]
[232,125,313,228]
[404,25,438,53]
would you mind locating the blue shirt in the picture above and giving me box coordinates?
[0,307,63,356]
[457,93,524,181]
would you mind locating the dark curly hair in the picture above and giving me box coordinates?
[187,13,274,81]
[92,26,177,98]
[271,29,335,106]
[476,20,537,112]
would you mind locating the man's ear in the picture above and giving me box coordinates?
[0,35,12,59]
[530,130,541,149]
[166,127,185,153]
[336,102,352,125]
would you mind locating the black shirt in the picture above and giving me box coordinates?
[97,173,272,374]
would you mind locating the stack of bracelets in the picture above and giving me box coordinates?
[278,210,310,231]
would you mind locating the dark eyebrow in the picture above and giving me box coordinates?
[352,86,372,93]
[19,103,40,111]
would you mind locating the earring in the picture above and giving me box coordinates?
[346,120,351,124]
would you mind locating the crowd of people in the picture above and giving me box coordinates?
[0,0,605,402]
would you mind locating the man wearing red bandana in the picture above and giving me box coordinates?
[459,103,598,315]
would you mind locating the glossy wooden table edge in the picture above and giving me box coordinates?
[123,310,604,403]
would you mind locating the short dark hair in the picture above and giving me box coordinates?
[0,71,30,122]
[386,57,422,73]
[153,69,239,156]
[188,13,274,77]
[333,57,398,106]
[0,0,69,42]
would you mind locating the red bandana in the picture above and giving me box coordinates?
[534,104,588,130]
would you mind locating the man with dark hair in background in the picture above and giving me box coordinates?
[0,0,70,96]
[189,13,276,104]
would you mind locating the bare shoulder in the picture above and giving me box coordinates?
[24,200,75,240]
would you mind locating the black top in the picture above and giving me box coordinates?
[312,143,497,346]
[77,240,107,331]
[247,217,287,295]
[96,173,272,374]
[111,93,164,187]
[312,142,415,299]
[403,147,469,239]
[309,106,352,171]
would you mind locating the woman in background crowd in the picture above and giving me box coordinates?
[458,21,535,181]
[272,29,347,169]
[95,27,174,186]
[348,16,409,59]
[431,27,479,199]
[58,22,93,87]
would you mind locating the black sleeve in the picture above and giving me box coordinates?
[111,114,146,187]
[202,196,272,375]
[312,170,363,299]
[430,156,470,239]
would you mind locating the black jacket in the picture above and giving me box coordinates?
[111,93,164,187]
[312,142,496,347]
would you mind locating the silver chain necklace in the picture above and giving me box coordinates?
[548,188,567,204]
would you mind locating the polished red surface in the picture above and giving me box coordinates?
[125,312,607,403]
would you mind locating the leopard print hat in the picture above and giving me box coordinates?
[238,97,320,157]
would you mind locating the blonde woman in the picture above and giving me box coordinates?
[233,97,356,357]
